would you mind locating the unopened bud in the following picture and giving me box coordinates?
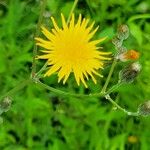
[117,46,127,53]
[119,62,141,83]
[138,100,150,116]
[117,24,129,40]
[112,37,123,48]
[0,97,12,114]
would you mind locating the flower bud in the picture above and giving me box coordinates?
[112,37,123,48]
[116,50,140,62]
[0,97,12,113]
[138,100,150,116]
[117,24,129,40]
[119,62,141,83]
[117,46,127,53]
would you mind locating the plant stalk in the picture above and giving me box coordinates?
[31,0,47,78]
[105,95,139,116]
[101,59,117,93]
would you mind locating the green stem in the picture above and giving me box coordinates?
[0,77,137,116]
[36,80,138,116]
[105,82,122,95]
[36,80,122,98]
[0,79,32,101]
[67,0,79,24]
[105,95,139,116]
[101,59,117,93]
[31,0,47,78]
[36,80,102,98]
[35,61,48,77]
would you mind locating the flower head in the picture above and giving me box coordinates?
[138,100,150,116]
[117,50,140,62]
[119,61,141,83]
[35,14,111,87]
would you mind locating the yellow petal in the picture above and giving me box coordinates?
[75,14,82,28]
[44,64,61,76]
[80,74,88,88]
[51,17,60,32]
[41,26,55,41]
[70,14,75,29]
[61,13,68,30]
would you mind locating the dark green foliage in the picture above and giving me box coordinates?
[0,0,150,149]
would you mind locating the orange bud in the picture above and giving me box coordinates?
[117,50,140,62]
[124,50,140,60]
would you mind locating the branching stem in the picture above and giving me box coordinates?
[0,0,140,117]
[105,95,139,116]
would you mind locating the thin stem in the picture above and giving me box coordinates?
[0,79,32,101]
[36,80,138,116]
[105,95,139,116]
[36,80,102,98]
[101,59,117,93]
[0,77,137,116]
[67,0,79,24]
[35,80,122,98]
[31,0,47,78]
[105,82,123,95]
[35,61,48,77]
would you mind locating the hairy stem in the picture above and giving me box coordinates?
[35,61,48,78]
[36,80,138,116]
[35,79,121,98]
[105,82,122,95]
[31,0,47,78]
[105,95,139,116]
[36,80,102,98]
[101,59,117,93]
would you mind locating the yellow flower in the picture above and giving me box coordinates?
[35,14,111,88]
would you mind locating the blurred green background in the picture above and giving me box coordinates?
[0,0,150,149]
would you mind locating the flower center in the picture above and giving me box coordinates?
[58,35,88,64]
